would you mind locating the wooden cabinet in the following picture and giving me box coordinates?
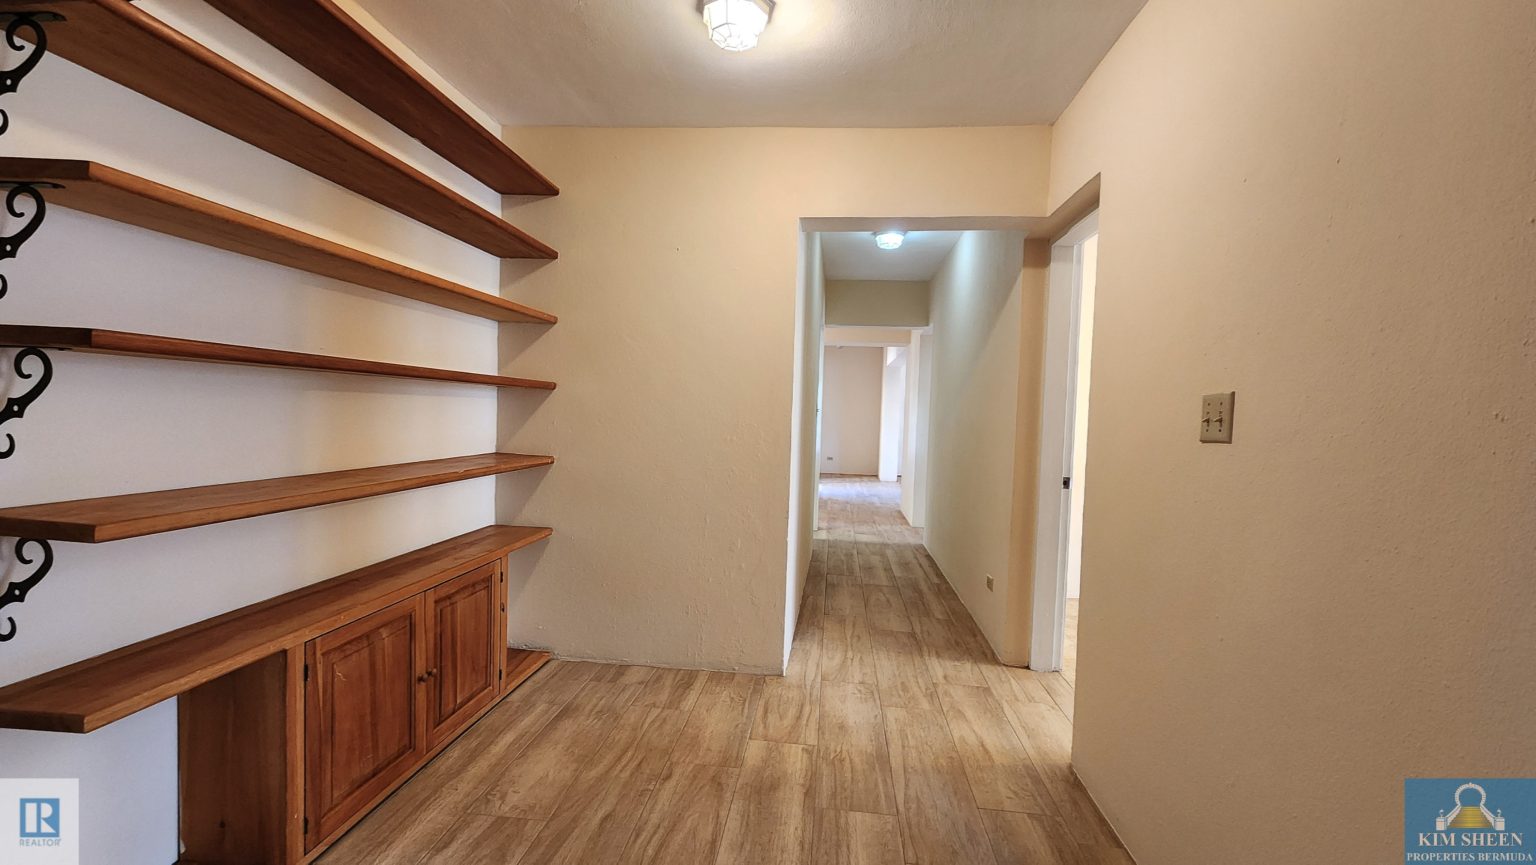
[425,561,504,746]
[301,558,509,853]
[0,527,552,865]
[304,597,427,846]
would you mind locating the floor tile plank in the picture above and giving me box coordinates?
[632,666,707,712]
[863,586,913,633]
[753,676,821,745]
[715,740,817,865]
[811,809,904,865]
[475,681,641,819]
[979,810,1086,865]
[822,615,878,685]
[910,616,988,687]
[936,684,1053,814]
[517,705,685,865]
[815,682,897,815]
[672,672,765,768]
[999,700,1123,850]
[827,574,868,618]
[418,814,543,865]
[883,706,998,865]
[618,762,739,865]
[869,628,941,711]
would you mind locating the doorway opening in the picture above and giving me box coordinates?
[812,227,958,535]
[1029,211,1100,674]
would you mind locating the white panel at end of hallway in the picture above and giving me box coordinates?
[900,329,932,529]
[878,347,909,482]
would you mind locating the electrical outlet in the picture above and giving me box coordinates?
[1200,392,1236,443]
[986,574,995,591]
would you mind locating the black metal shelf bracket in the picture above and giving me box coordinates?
[0,347,51,459]
[0,538,53,641]
[0,11,58,136]
[0,180,56,300]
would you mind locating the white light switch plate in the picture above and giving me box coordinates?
[1200,392,1235,443]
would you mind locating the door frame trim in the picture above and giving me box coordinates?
[1029,210,1099,671]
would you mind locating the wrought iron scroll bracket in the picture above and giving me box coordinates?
[0,347,51,459]
[0,12,61,136]
[0,180,57,300]
[0,538,54,642]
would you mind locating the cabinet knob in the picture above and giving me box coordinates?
[417,673,429,684]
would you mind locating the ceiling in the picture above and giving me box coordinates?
[821,230,961,281]
[353,0,1147,127]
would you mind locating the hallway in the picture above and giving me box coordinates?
[318,477,1123,865]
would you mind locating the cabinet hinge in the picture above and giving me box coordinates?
[1062,476,1072,490]
[303,663,309,682]
[303,816,309,834]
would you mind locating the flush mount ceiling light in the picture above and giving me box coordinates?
[874,230,907,250]
[700,0,774,52]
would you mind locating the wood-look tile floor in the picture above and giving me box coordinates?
[318,477,1126,865]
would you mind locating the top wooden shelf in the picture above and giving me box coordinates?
[0,524,552,733]
[202,0,556,196]
[0,452,554,543]
[11,0,555,258]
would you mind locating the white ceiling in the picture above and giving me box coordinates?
[822,230,961,281]
[353,0,1147,127]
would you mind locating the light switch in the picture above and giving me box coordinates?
[1200,392,1235,443]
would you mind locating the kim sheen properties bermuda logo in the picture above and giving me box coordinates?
[0,779,78,865]
[1407,779,1536,863]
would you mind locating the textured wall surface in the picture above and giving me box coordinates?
[923,231,1034,659]
[1049,1,1536,860]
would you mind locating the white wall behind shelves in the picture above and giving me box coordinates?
[0,1,515,859]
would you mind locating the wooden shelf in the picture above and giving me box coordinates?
[203,0,557,196]
[0,159,555,323]
[0,325,556,390]
[0,525,552,733]
[0,453,554,543]
[9,0,553,257]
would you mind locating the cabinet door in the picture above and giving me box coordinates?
[425,560,502,746]
[304,596,425,848]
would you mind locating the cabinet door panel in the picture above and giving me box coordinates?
[426,561,501,745]
[305,597,425,847]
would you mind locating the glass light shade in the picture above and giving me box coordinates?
[701,0,771,52]
[874,231,907,250]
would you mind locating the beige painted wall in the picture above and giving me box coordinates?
[825,280,931,327]
[923,230,1036,658]
[495,127,1052,671]
[1049,1,1536,861]
[820,347,885,475]
[824,326,917,347]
